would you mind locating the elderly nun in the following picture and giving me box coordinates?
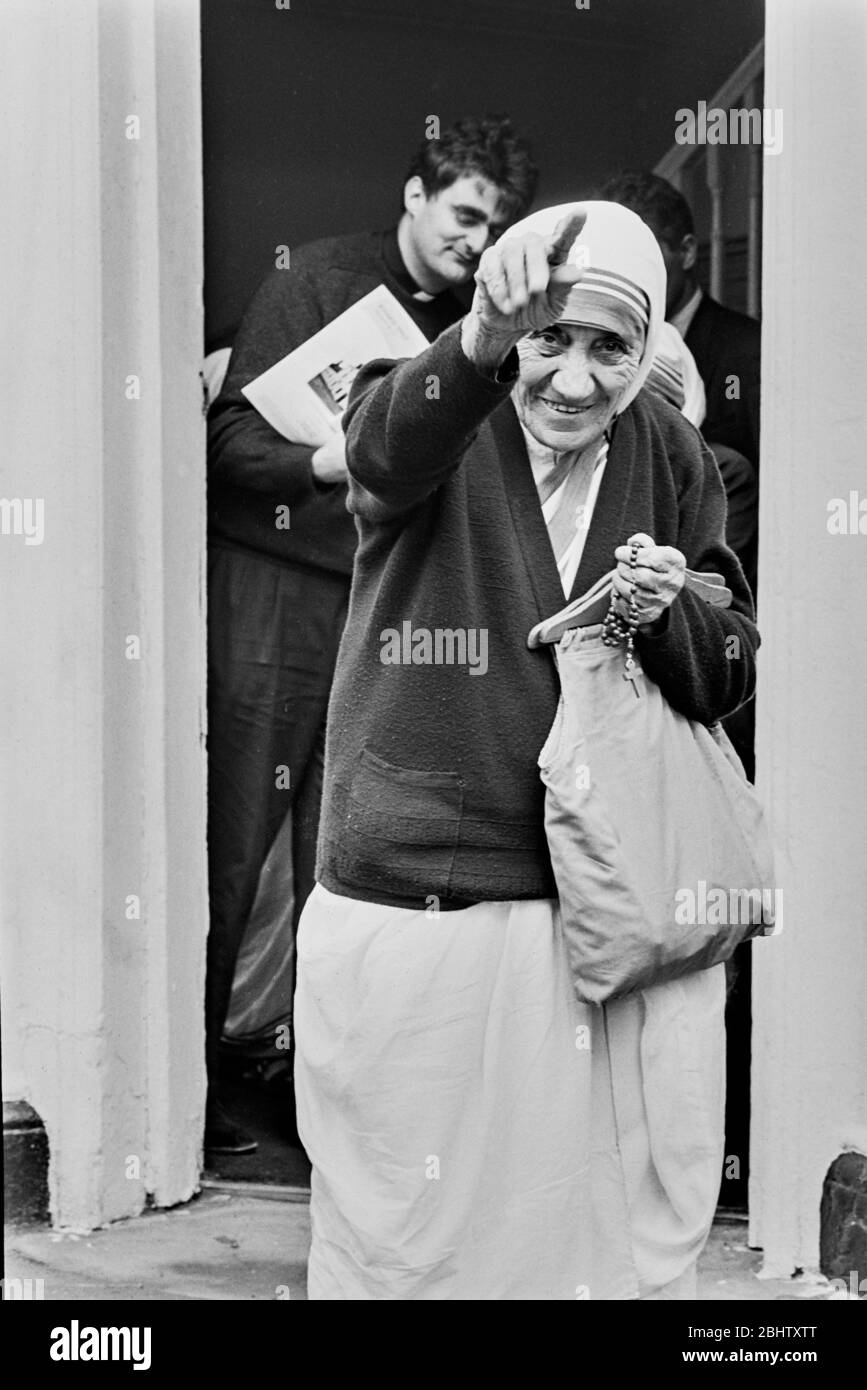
[293,202,759,1300]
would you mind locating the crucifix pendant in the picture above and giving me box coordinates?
[623,663,642,697]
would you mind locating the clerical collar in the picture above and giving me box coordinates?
[381,227,437,301]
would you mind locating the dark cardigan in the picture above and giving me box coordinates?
[316,321,759,910]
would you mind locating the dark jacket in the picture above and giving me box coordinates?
[316,322,759,911]
[711,443,758,600]
[685,294,761,471]
[207,230,466,573]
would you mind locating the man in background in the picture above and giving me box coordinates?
[599,170,760,605]
[205,116,538,1154]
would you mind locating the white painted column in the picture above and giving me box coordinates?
[0,0,205,1228]
[751,0,867,1274]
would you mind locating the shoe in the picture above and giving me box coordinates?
[204,1100,258,1155]
[256,1056,294,1089]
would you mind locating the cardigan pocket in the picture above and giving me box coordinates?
[333,746,465,897]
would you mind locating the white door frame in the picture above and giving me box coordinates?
[750,0,867,1275]
[0,0,207,1230]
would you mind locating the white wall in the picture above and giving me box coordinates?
[751,0,867,1274]
[0,0,206,1229]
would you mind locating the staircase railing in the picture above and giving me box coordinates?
[655,39,764,317]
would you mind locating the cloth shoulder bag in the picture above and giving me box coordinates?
[529,575,778,1004]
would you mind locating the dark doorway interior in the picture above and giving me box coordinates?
[202,0,765,344]
[204,1051,311,1186]
[201,0,764,1195]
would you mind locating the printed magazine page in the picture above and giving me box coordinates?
[241,284,430,446]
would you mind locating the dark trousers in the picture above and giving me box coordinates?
[205,541,349,1093]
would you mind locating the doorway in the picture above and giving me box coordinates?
[200,0,765,1201]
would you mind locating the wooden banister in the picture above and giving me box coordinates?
[654,38,765,313]
[655,39,765,184]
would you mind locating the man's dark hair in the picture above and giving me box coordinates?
[403,115,538,222]
[598,170,694,247]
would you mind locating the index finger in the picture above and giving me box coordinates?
[545,211,587,267]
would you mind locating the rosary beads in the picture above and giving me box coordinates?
[601,538,642,696]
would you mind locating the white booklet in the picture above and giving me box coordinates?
[241,284,430,448]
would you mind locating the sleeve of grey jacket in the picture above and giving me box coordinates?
[636,439,760,726]
[343,320,516,523]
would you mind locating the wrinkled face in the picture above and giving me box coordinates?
[513,321,644,453]
[404,174,509,290]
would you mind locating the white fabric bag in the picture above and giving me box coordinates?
[537,626,778,1005]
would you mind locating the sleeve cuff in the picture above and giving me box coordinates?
[494,348,520,384]
[637,609,671,641]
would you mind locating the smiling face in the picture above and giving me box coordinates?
[401,173,510,293]
[513,321,644,453]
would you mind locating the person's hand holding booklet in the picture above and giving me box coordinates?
[242,285,430,449]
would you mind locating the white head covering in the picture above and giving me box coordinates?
[500,200,666,414]
[647,321,707,428]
